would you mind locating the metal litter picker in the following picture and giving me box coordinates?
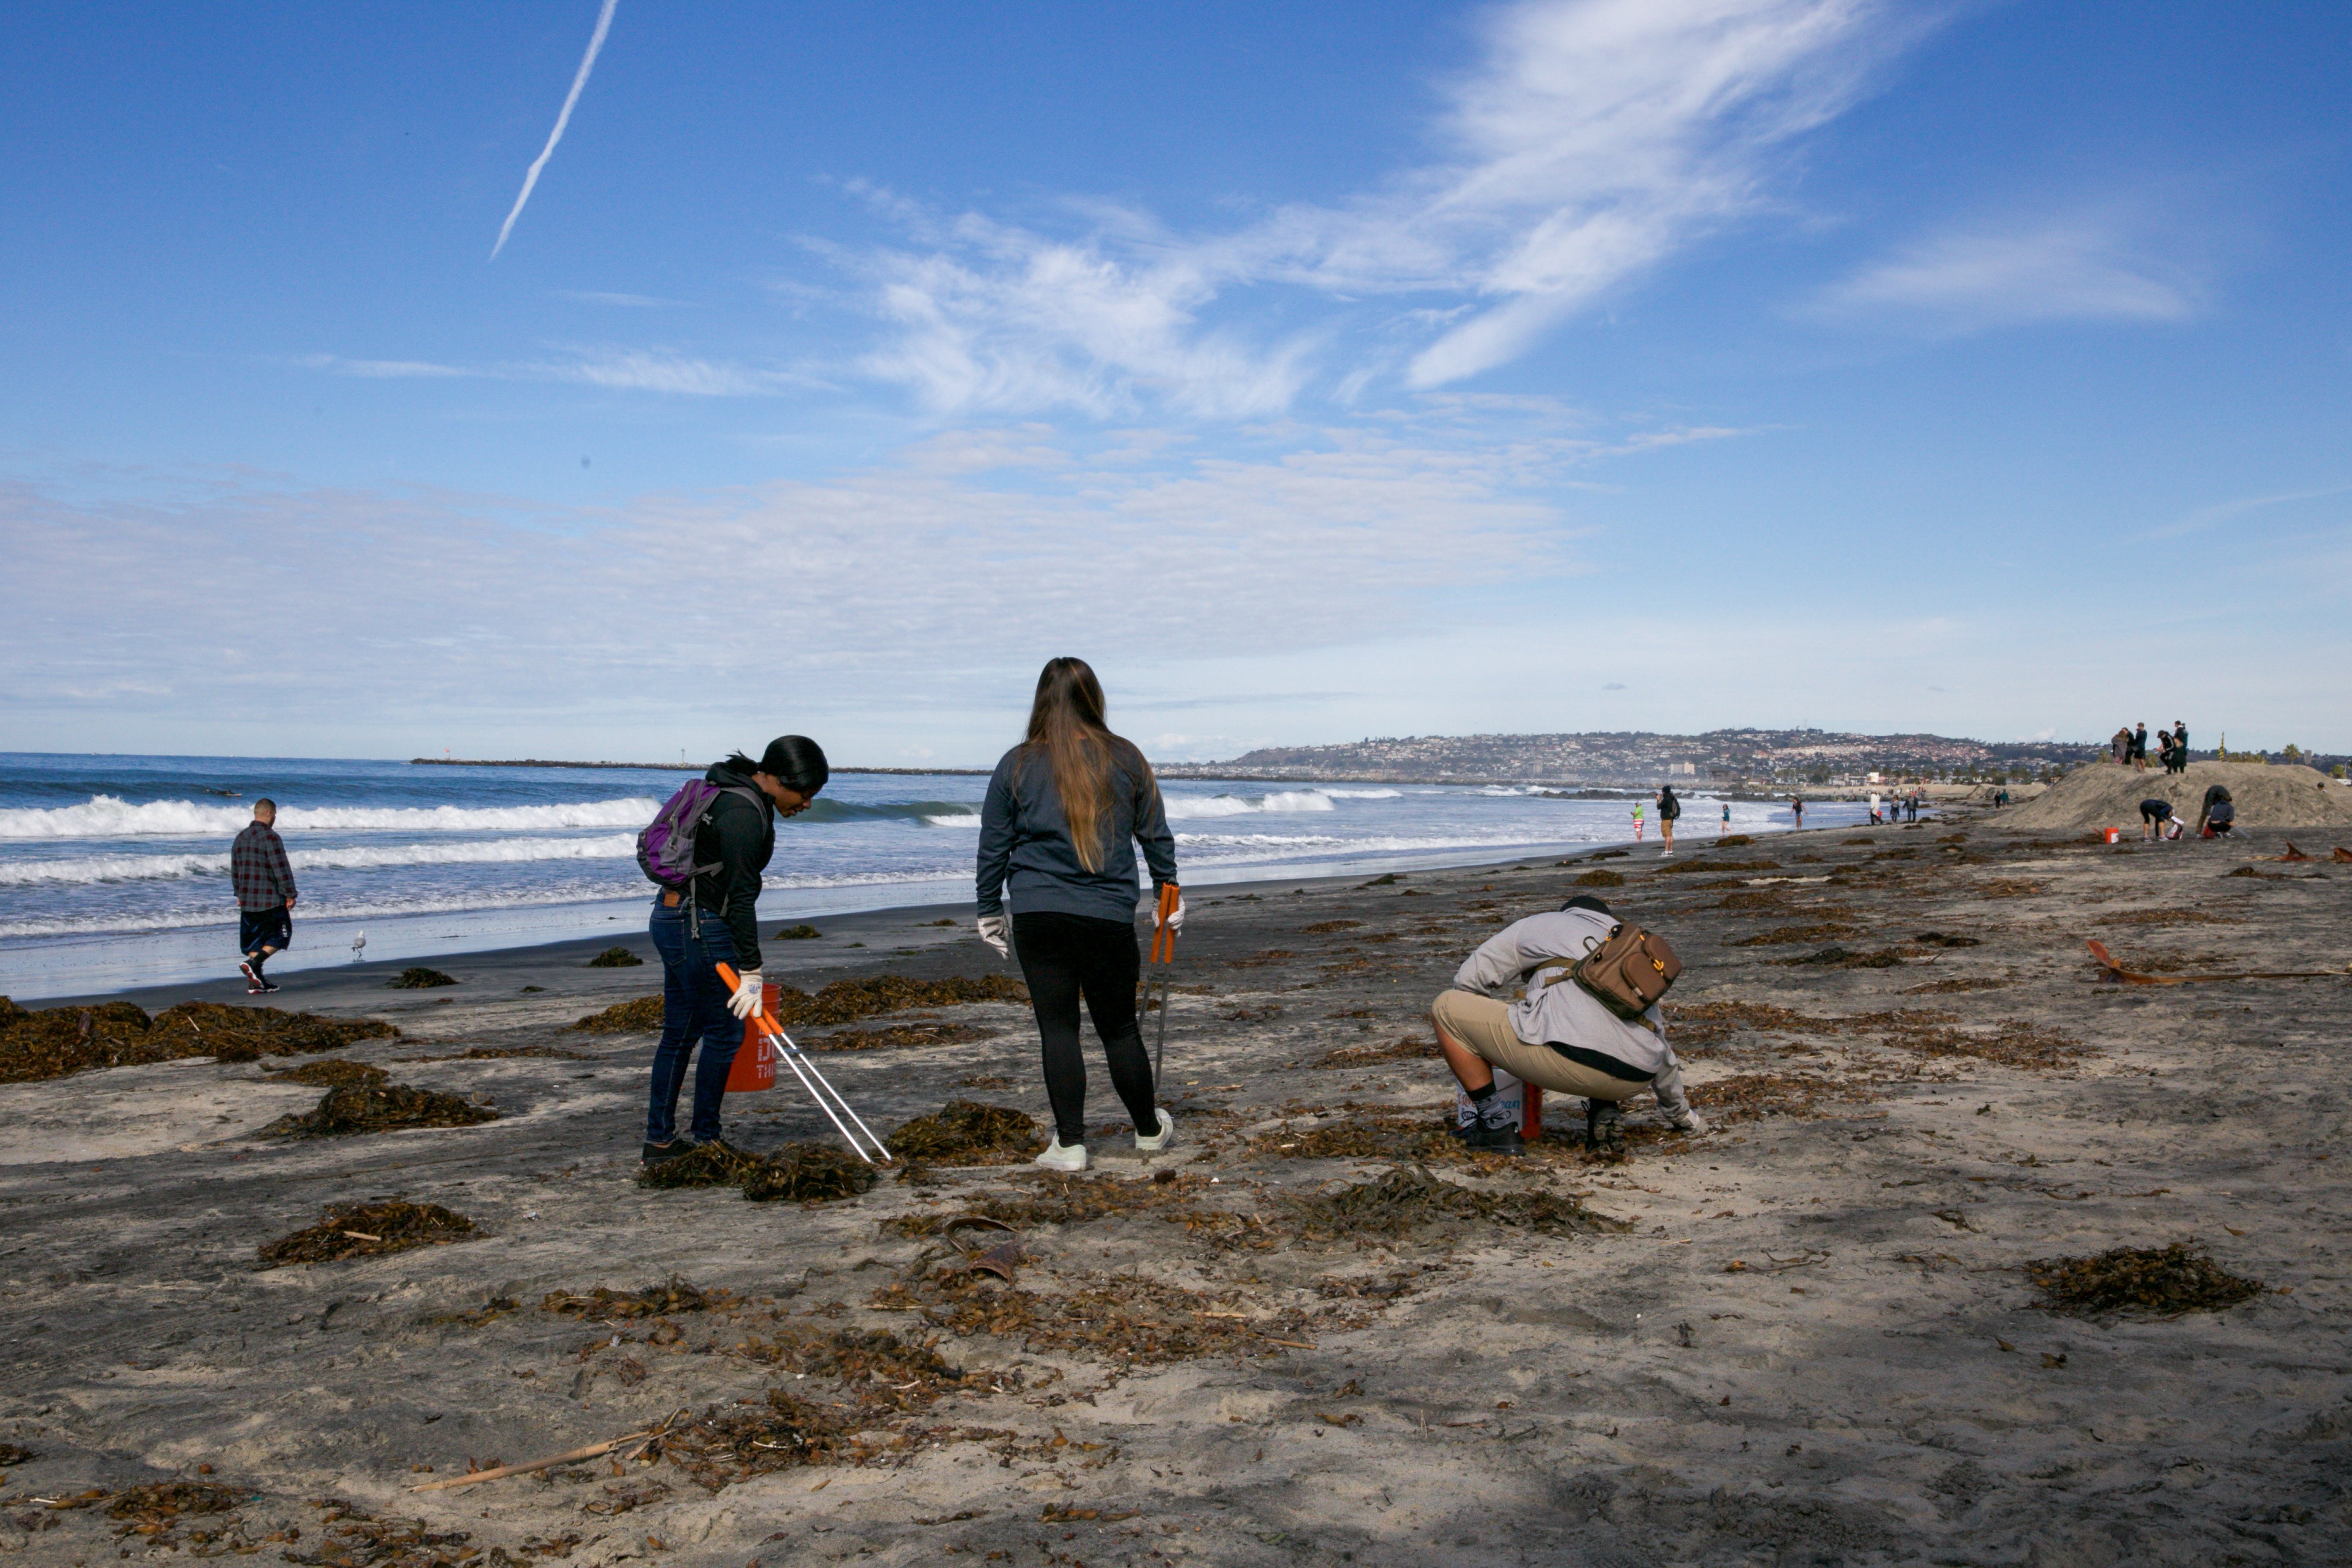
[715,962,894,1164]
[1150,881,1181,1088]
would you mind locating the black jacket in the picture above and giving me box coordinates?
[688,760,775,969]
[975,742,1176,923]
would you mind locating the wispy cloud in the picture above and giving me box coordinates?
[1814,213,2199,330]
[558,289,691,308]
[299,349,816,397]
[2149,484,2352,540]
[491,0,620,261]
[839,0,1927,414]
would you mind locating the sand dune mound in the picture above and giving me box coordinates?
[2006,761,2352,832]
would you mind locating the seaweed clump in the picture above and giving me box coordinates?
[774,924,822,940]
[742,1142,880,1203]
[736,1326,968,1410]
[648,1389,849,1492]
[1574,869,1626,887]
[0,999,395,1084]
[775,974,1029,1027]
[258,1201,478,1267]
[1781,946,1906,969]
[587,946,644,967]
[266,1059,389,1088]
[2026,1244,2264,1316]
[807,1021,995,1052]
[1290,1166,1622,1239]
[571,995,667,1033]
[259,1083,497,1138]
[543,1275,735,1317]
[887,1101,1044,1164]
[388,966,458,989]
[636,1140,765,1189]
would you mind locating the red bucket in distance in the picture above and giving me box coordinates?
[728,983,779,1092]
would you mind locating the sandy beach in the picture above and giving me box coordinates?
[4,809,2350,1566]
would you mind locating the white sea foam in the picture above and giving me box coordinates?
[0,834,642,887]
[0,794,660,841]
[1162,789,1366,819]
[920,812,982,828]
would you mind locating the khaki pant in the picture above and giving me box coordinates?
[1430,989,1648,1103]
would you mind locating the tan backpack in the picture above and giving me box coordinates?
[1572,921,1682,1024]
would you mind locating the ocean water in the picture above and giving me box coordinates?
[0,753,1862,998]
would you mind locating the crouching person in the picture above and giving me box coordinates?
[1430,895,1704,1154]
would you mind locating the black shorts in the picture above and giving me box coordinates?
[2140,801,2172,822]
[240,907,292,954]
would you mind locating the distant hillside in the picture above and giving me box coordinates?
[1158,728,2109,787]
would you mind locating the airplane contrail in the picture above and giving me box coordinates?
[491,0,620,260]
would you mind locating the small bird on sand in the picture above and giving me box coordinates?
[351,931,366,963]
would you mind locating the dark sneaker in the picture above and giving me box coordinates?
[641,1140,690,1163]
[260,979,281,994]
[239,961,262,990]
[1585,1100,1625,1155]
[1459,1119,1524,1155]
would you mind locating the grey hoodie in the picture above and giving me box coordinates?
[975,743,1177,923]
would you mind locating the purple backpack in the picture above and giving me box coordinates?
[637,781,763,890]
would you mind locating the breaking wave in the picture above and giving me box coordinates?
[0,794,660,841]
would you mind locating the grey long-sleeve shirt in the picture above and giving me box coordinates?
[975,743,1177,923]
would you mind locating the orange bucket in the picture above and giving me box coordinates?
[2102,827,2121,844]
[727,982,779,1092]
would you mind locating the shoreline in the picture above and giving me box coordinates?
[21,811,1881,1011]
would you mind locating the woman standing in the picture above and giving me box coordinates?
[643,735,828,1163]
[975,658,1179,1171]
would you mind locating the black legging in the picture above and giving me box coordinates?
[1012,911,1159,1147]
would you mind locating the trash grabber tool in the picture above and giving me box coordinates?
[716,962,893,1163]
[1150,881,1180,1089]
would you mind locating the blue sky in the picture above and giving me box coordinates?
[3,1,2347,765]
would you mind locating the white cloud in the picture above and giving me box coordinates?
[300,350,815,397]
[1815,214,2198,330]
[840,0,1924,414]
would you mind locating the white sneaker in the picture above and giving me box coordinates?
[1034,1136,1089,1172]
[1667,1108,1710,1135]
[1134,1108,1177,1154]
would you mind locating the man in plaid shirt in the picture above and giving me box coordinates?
[231,799,297,993]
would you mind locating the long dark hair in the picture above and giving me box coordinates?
[724,735,830,796]
[1022,657,1151,872]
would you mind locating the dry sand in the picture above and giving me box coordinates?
[4,817,2350,1566]
[2007,761,2352,834]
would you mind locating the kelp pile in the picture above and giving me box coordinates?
[0,998,395,1084]
[542,1276,735,1318]
[1289,1166,1621,1239]
[742,1143,880,1202]
[2027,1244,2265,1316]
[388,967,458,989]
[259,1083,497,1138]
[1731,923,1861,947]
[887,1101,1044,1165]
[265,1059,388,1088]
[587,946,643,967]
[636,1140,879,1202]
[258,1201,477,1267]
[648,1389,849,1491]
[571,995,666,1033]
[1573,868,1626,887]
[1311,1035,1429,1068]
[736,1326,969,1410]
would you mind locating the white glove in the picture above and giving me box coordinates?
[726,971,766,1021]
[976,914,1009,958]
[1157,894,1185,935]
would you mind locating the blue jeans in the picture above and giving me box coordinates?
[646,903,743,1145]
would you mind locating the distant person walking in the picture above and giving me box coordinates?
[1790,795,1804,828]
[1655,785,1680,856]
[231,799,297,993]
[976,657,1179,1173]
[2133,723,2150,770]
[642,736,830,1165]
[2171,721,2190,774]
[1720,800,1732,837]
[1632,800,1645,841]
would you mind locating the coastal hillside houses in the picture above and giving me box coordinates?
[1157,729,2105,789]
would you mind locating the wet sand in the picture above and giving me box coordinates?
[4,817,2349,1566]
